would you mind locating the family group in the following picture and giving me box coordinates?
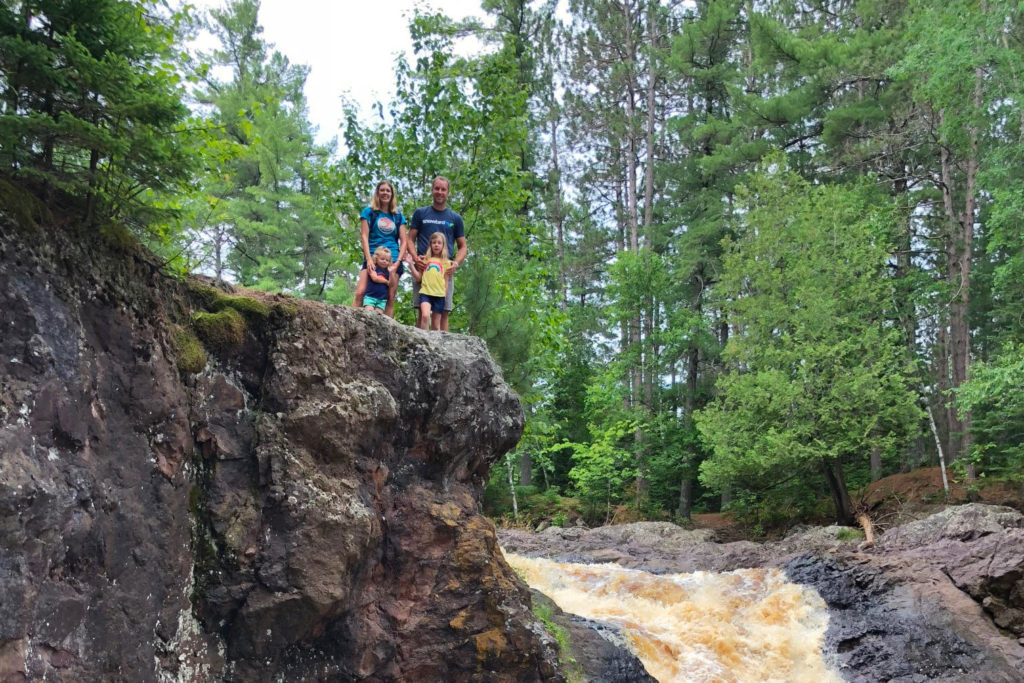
[351,176,467,331]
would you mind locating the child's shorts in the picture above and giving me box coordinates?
[364,296,387,310]
[421,294,446,314]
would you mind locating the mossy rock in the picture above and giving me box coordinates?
[186,282,224,310]
[170,325,207,374]
[98,220,140,252]
[218,295,271,321]
[0,177,52,233]
[192,308,246,352]
[185,281,272,322]
[271,300,300,319]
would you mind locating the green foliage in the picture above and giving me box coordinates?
[566,419,638,523]
[695,159,921,518]
[168,0,339,295]
[532,600,571,654]
[0,0,194,222]
[956,344,1024,476]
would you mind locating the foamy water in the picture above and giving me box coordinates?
[504,553,841,683]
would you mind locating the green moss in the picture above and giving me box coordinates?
[532,601,582,682]
[97,220,139,252]
[170,325,207,374]
[836,527,865,542]
[192,308,246,352]
[185,281,272,325]
[186,281,223,310]
[219,295,271,321]
[0,177,51,233]
[272,300,300,318]
[188,484,220,601]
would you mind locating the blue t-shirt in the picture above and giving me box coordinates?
[365,266,390,300]
[360,207,404,260]
[410,206,465,259]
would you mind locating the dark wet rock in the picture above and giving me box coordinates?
[0,205,569,681]
[530,591,656,683]
[785,552,1024,683]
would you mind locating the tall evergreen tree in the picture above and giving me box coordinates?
[0,0,192,222]
[186,0,336,296]
[695,162,921,525]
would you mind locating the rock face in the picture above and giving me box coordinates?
[0,204,566,681]
[500,506,1024,682]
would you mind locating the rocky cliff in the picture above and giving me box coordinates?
[0,191,569,681]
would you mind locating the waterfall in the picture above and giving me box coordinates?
[504,553,840,683]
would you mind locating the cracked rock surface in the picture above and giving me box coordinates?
[0,207,576,681]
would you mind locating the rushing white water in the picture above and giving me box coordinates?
[504,553,841,683]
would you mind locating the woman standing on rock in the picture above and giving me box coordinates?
[352,181,409,318]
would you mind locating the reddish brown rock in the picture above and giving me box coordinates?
[0,204,563,681]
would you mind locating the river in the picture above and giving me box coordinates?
[504,553,842,683]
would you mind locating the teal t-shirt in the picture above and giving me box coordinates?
[360,207,404,260]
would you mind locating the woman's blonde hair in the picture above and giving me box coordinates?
[370,180,397,213]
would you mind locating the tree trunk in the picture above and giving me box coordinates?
[870,444,883,482]
[518,451,532,488]
[822,458,855,526]
[677,478,693,521]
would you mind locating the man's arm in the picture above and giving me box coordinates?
[408,209,424,266]
[452,236,467,272]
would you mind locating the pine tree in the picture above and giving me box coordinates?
[0,0,192,222]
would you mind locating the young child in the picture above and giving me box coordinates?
[410,233,452,330]
[362,246,392,314]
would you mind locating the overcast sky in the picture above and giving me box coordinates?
[188,0,486,143]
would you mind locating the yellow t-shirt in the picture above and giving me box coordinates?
[420,256,449,297]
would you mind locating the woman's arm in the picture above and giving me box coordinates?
[359,218,372,264]
[393,222,409,274]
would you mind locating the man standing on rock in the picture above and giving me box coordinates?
[408,176,466,331]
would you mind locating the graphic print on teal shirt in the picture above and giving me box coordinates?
[360,207,404,256]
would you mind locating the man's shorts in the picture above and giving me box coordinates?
[420,294,446,314]
[412,276,453,311]
[364,296,387,310]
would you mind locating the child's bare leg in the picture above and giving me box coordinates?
[418,302,431,330]
[384,272,398,318]
[352,269,368,308]
[431,311,442,331]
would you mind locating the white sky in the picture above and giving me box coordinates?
[188,0,486,143]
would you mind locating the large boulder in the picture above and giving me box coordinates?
[0,198,567,681]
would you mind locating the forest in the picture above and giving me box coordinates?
[1,0,1022,530]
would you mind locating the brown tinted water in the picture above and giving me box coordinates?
[504,553,841,683]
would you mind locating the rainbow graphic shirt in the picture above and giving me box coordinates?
[420,256,450,297]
